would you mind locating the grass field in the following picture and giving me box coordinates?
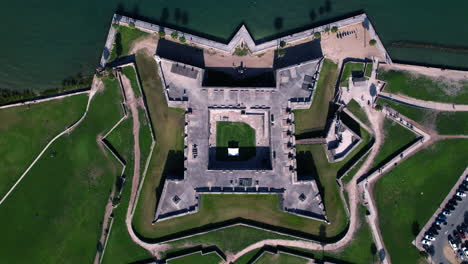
[377,98,468,135]
[378,69,468,104]
[166,225,301,256]
[167,251,223,264]
[294,59,338,136]
[122,66,142,98]
[364,63,373,78]
[0,94,88,198]
[254,252,309,264]
[371,118,418,169]
[216,121,255,147]
[339,62,365,87]
[0,78,125,263]
[109,25,149,61]
[346,99,370,127]
[374,139,468,264]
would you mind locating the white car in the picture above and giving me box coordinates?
[456,192,466,197]
[443,210,452,216]
[463,246,468,258]
[450,241,458,251]
[421,239,432,246]
[425,235,436,241]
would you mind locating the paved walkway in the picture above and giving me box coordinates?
[379,92,468,112]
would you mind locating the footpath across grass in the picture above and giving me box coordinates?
[377,98,468,135]
[378,68,468,104]
[294,59,338,136]
[374,139,468,264]
[0,77,125,263]
[102,73,155,263]
[166,225,300,257]
[0,94,87,198]
[122,66,142,98]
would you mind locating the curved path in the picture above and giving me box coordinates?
[0,77,100,206]
[379,92,468,112]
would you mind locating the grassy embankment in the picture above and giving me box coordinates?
[294,59,338,136]
[374,139,468,264]
[378,68,468,104]
[0,77,126,263]
[109,25,149,61]
[339,62,365,87]
[371,118,418,169]
[254,252,309,264]
[364,63,373,78]
[377,97,468,135]
[346,99,370,127]
[101,65,155,263]
[167,251,224,264]
[0,94,87,198]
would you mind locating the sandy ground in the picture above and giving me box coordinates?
[203,49,274,68]
[443,243,460,264]
[321,24,384,62]
[129,34,159,56]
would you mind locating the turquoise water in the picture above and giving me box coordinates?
[1,0,467,92]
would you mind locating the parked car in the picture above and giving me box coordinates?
[422,239,432,246]
[438,215,447,221]
[425,235,436,241]
[462,246,468,258]
[443,209,452,216]
[450,237,458,251]
[436,220,447,225]
[457,191,466,197]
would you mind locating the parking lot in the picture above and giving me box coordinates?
[419,172,468,264]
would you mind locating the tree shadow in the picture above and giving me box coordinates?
[160,7,169,23]
[412,221,420,237]
[274,17,284,31]
[309,9,317,22]
[174,8,181,24]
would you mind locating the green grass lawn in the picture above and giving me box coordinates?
[0,94,88,198]
[371,118,418,169]
[167,251,223,264]
[109,25,149,61]
[346,99,370,127]
[374,139,468,264]
[0,77,125,263]
[166,225,301,256]
[378,69,468,104]
[216,121,255,147]
[339,62,365,87]
[364,63,373,78]
[294,59,338,136]
[122,66,142,98]
[377,98,468,135]
[254,252,309,264]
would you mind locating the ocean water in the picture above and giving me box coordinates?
[1,0,467,92]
